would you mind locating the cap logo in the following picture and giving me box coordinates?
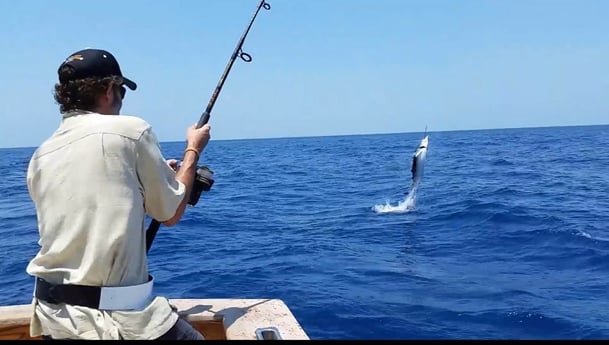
[65,54,84,63]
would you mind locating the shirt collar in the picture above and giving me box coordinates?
[62,109,97,119]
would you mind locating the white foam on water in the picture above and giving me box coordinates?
[373,186,417,214]
[578,230,609,242]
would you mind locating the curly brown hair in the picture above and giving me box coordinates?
[54,65,122,113]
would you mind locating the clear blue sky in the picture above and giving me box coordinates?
[1,0,608,148]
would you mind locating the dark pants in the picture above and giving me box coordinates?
[155,318,205,340]
[42,318,204,340]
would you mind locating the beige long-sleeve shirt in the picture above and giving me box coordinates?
[25,110,186,340]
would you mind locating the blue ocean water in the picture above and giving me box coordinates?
[1,125,609,340]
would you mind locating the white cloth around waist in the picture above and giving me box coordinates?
[98,276,155,310]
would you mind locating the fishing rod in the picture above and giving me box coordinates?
[146,0,271,253]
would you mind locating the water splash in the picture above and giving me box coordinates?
[373,185,418,214]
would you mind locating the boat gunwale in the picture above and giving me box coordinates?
[0,298,309,340]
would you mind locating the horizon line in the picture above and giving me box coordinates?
[1,122,607,150]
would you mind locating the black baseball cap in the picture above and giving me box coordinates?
[58,48,137,90]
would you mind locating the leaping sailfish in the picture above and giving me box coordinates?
[410,128,429,189]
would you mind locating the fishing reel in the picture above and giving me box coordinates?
[188,165,214,206]
[171,161,215,206]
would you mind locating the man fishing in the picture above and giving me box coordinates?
[25,48,210,340]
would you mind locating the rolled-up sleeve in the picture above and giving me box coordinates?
[136,129,186,222]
